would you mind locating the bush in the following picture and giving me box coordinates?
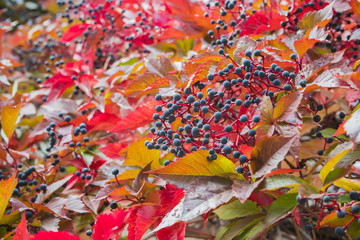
[1,0,360,239]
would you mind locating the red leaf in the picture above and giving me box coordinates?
[157,184,185,217]
[248,191,274,207]
[87,113,121,132]
[89,159,107,170]
[43,74,74,102]
[93,209,131,240]
[30,231,80,240]
[156,221,186,240]
[128,205,160,240]
[112,99,158,132]
[13,214,30,240]
[99,142,127,160]
[240,12,284,36]
[61,24,89,42]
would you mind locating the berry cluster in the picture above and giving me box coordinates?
[145,49,306,175]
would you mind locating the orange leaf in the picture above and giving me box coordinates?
[273,92,302,121]
[320,209,353,227]
[0,174,18,222]
[1,104,21,143]
[250,136,295,178]
[351,0,360,19]
[148,150,236,176]
[294,38,317,58]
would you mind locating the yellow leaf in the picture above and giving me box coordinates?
[106,169,141,183]
[123,138,161,169]
[0,174,18,222]
[320,208,353,227]
[320,149,350,183]
[334,178,360,192]
[354,60,360,71]
[1,104,21,143]
[147,150,236,176]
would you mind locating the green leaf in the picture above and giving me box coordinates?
[319,128,337,138]
[323,167,351,186]
[260,175,305,190]
[214,199,261,220]
[264,193,298,226]
[216,215,264,240]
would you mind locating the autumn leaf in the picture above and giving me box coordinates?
[0,174,18,222]
[93,209,131,240]
[343,108,360,143]
[156,221,186,240]
[13,213,30,240]
[148,150,236,177]
[250,136,295,178]
[112,99,158,133]
[149,177,234,235]
[128,205,160,240]
[1,104,21,143]
[30,231,80,240]
[123,138,161,169]
[61,23,89,42]
[273,92,302,121]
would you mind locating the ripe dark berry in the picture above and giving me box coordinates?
[335,227,345,236]
[323,196,331,202]
[313,115,321,122]
[253,115,261,123]
[235,166,244,174]
[350,191,359,200]
[110,202,118,209]
[248,129,256,136]
[155,94,162,101]
[240,115,248,123]
[86,174,92,180]
[83,137,90,142]
[351,205,360,214]
[273,79,281,86]
[224,125,233,132]
[316,105,323,111]
[296,195,306,204]
[326,138,333,143]
[317,150,324,156]
[245,50,252,57]
[299,80,307,87]
[290,53,297,60]
[282,71,289,78]
[254,50,261,56]
[337,210,346,218]
[86,230,93,236]
[111,168,119,176]
[283,84,292,91]
[339,112,346,119]
[239,155,247,163]
[64,115,71,122]
[25,210,33,219]
[40,183,47,191]
[164,160,171,166]
[223,145,232,154]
